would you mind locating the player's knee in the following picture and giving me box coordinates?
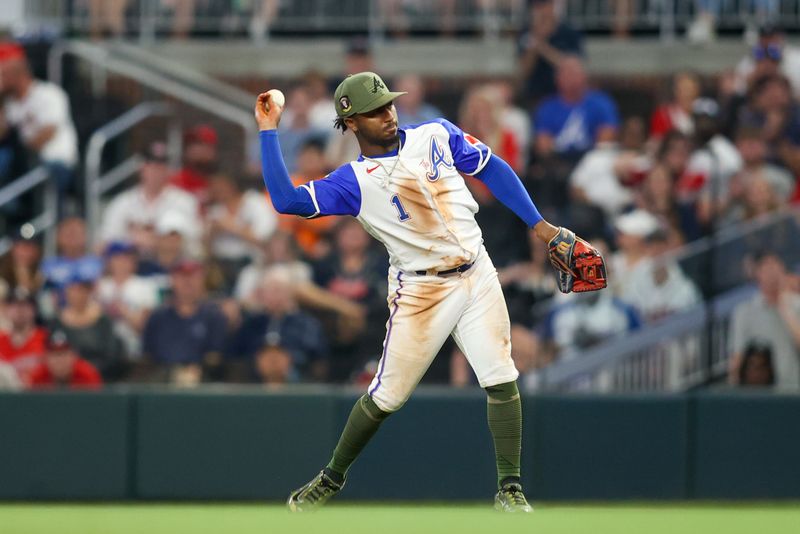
[362,394,392,421]
[485,381,520,403]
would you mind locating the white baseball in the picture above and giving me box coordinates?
[267,89,285,108]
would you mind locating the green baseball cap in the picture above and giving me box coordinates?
[334,72,406,118]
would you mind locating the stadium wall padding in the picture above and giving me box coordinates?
[334,390,498,501]
[690,392,800,499]
[134,392,339,499]
[526,395,690,500]
[0,392,130,499]
[0,390,798,500]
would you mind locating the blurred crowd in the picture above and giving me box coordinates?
[1,0,799,392]
[70,0,796,43]
[76,0,512,41]
[0,41,78,218]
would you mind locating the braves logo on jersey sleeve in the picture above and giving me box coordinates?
[425,137,454,182]
[457,131,490,175]
[463,133,491,160]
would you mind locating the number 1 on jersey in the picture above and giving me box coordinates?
[390,194,411,222]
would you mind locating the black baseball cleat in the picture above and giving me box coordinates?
[494,482,533,513]
[287,470,345,512]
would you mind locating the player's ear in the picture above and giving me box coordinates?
[345,117,357,133]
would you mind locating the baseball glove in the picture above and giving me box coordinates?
[547,227,607,294]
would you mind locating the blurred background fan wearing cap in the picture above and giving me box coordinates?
[0,286,47,385]
[47,262,128,382]
[27,326,103,389]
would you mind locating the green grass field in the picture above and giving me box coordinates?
[2,503,799,534]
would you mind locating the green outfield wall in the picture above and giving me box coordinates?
[1,389,798,501]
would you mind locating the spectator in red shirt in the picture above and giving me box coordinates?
[649,71,701,140]
[0,287,47,384]
[170,125,219,206]
[29,328,102,389]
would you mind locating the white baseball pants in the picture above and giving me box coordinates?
[368,247,519,412]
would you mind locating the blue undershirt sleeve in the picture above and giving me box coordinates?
[260,130,361,218]
[474,154,543,227]
[259,130,317,217]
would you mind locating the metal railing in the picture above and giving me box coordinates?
[564,0,800,28]
[83,101,177,246]
[0,166,57,257]
[671,208,800,297]
[47,40,258,246]
[19,0,800,41]
[535,207,800,393]
[104,41,253,110]
[536,285,754,392]
[47,40,257,155]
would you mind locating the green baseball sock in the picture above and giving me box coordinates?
[326,394,391,481]
[485,381,522,488]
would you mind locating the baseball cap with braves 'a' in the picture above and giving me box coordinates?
[334,72,407,118]
[46,329,72,353]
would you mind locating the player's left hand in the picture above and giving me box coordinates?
[547,227,607,294]
[255,91,284,131]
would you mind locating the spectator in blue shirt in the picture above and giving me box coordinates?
[534,56,620,161]
[141,259,227,384]
[40,217,103,307]
[231,266,328,382]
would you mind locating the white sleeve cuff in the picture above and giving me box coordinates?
[298,182,321,219]
[466,146,493,176]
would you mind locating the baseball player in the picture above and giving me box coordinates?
[255,72,606,513]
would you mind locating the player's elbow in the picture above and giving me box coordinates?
[269,195,292,214]
[264,187,297,214]
[269,194,315,217]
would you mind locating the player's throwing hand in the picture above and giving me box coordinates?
[254,91,284,131]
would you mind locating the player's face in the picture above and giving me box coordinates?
[349,102,399,149]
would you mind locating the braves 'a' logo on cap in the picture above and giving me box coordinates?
[339,96,352,113]
[370,76,385,94]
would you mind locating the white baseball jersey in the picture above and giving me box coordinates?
[301,119,492,272]
[275,118,519,410]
